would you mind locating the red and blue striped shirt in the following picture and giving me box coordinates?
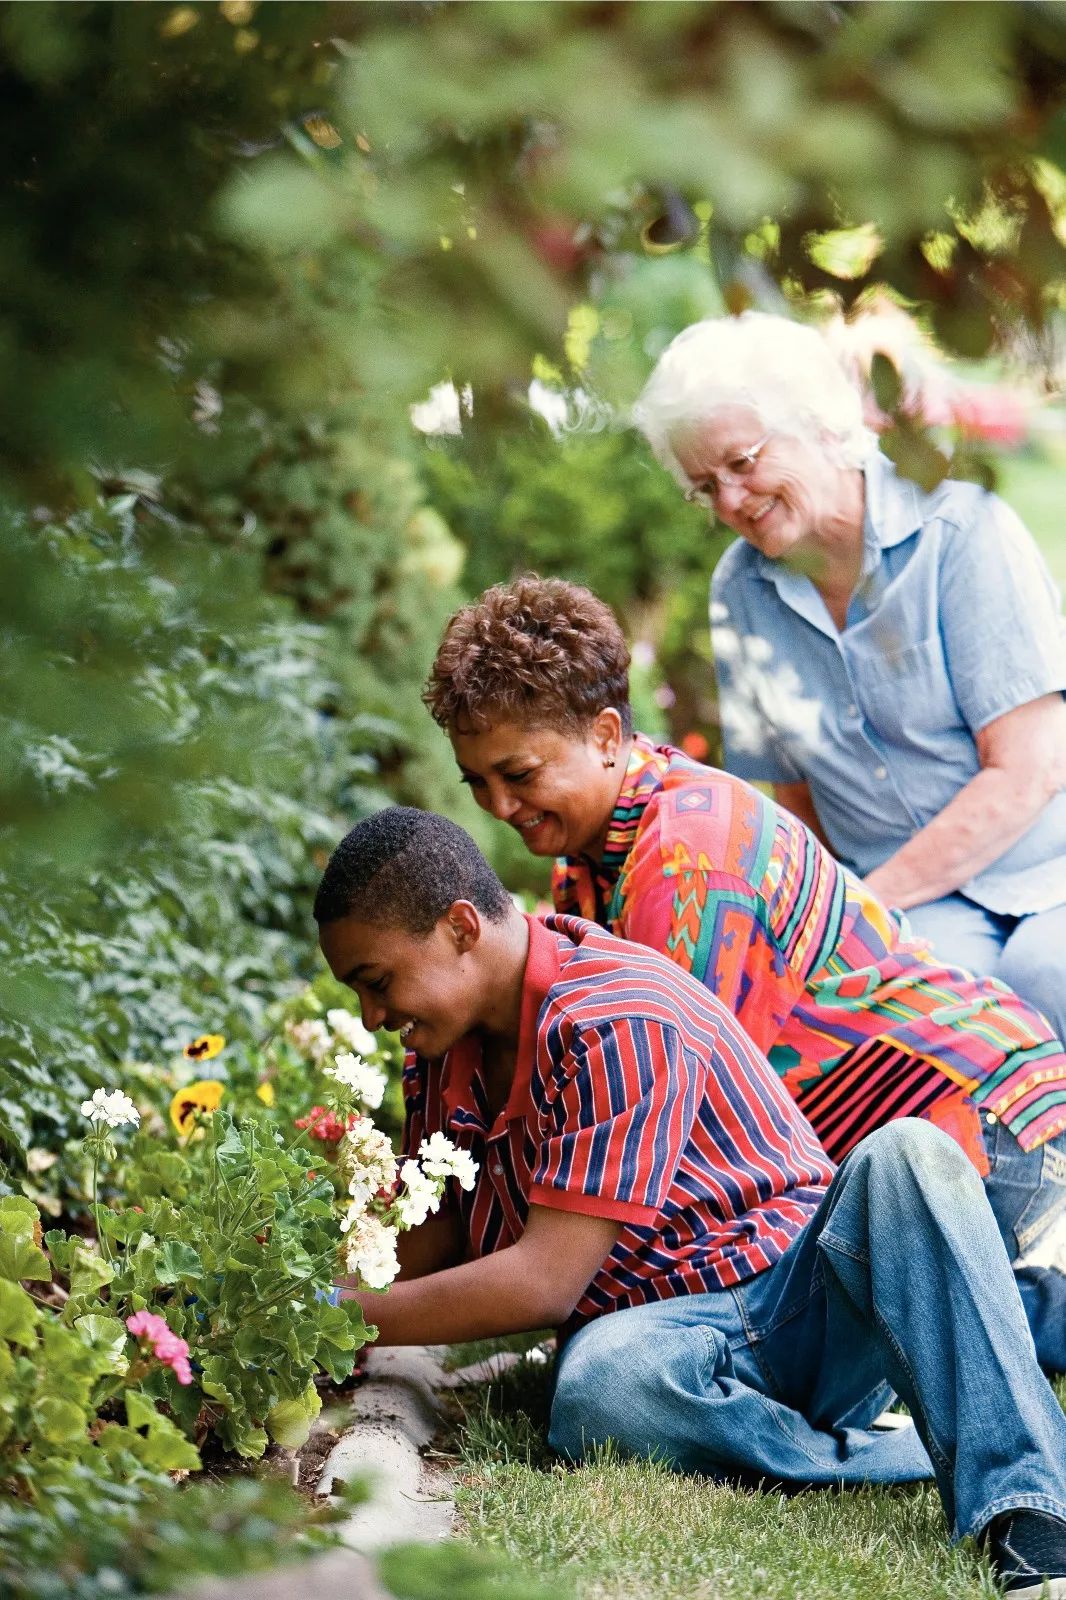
[401,913,832,1326]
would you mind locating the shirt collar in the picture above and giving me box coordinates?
[439,914,561,1131]
[860,448,925,567]
[505,913,562,1120]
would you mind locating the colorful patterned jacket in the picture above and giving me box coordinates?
[552,735,1066,1172]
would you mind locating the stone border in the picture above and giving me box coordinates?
[163,1341,547,1598]
[320,1344,457,1549]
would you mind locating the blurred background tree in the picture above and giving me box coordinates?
[5,0,1066,1179]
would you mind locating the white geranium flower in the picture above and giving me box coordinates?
[447,1147,478,1192]
[325,1052,387,1111]
[337,1116,397,1213]
[285,1018,332,1065]
[326,1009,378,1057]
[80,1088,140,1131]
[418,1132,478,1191]
[410,380,469,437]
[395,1158,441,1228]
[342,1213,400,1289]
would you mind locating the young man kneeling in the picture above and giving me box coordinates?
[315,805,1066,1599]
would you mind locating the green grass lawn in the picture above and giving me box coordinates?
[448,1354,1023,1600]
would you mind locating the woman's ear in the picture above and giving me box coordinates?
[591,707,624,765]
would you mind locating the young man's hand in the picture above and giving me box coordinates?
[339,1203,621,1344]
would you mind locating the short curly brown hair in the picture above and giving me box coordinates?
[424,575,632,736]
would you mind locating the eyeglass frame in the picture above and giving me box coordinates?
[682,431,774,508]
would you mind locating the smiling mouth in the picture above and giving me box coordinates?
[515,813,546,833]
[749,497,777,526]
[398,1021,416,1042]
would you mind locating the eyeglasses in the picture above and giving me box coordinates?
[683,432,773,508]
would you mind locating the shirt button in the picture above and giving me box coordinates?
[492,1161,504,1175]
[985,1112,998,1125]
[874,764,888,780]
[846,703,858,717]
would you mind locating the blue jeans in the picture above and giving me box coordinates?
[905,893,1066,1043]
[984,1118,1066,1373]
[550,1122,1066,1542]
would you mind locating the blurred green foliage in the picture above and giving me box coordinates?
[0,1468,344,1598]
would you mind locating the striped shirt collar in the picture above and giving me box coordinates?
[440,914,561,1132]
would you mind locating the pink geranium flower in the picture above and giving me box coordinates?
[126,1310,194,1386]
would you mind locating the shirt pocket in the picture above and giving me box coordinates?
[845,633,961,746]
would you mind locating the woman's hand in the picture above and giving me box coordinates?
[864,693,1066,910]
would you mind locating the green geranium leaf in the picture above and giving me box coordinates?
[156,1241,204,1284]
[220,1416,269,1460]
[0,1279,39,1348]
[0,1205,50,1282]
[36,1394,88,1445]
[265,1380,321,1449]
[135,1417,201,1472]
[67,1243,114,1297]
[73,1314,129,1375]
[198,1354,237,1413]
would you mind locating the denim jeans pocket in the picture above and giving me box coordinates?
[984,1121,1066,1259]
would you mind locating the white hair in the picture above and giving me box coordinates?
[632,311,877,484]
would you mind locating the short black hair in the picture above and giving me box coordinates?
[313,806,513,934]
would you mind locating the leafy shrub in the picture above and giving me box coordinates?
[0,1470,344,1600]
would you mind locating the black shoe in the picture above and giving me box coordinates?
[986,1510,1066,1597]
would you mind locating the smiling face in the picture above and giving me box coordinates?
[672,404,843,561]
[319,909,481,1061]
[449,712,626,860]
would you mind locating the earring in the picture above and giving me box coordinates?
[603,758,615,769]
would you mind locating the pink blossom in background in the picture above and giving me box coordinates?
[126,1310,194,1385]
[950,386,1029,446]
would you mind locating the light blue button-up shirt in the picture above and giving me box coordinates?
[711,450,1066,915]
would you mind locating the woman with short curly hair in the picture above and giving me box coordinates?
[425,574,1066,1374]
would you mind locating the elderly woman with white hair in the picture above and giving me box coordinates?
[634,311,1066,1043]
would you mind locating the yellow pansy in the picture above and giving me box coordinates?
[256,1081,276,1108]
[183,1034,225,1062]
[170,1080,225,1136]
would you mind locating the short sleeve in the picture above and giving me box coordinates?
[938,494,1066,734]
[710,565,805,785]
[529,1018,698,1225]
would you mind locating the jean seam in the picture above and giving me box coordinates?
[869,1303,952,1480]
[965,1493,1066,1545]
[733,1263,829,1344]
[754,1390,831,1469]
[690,1321,830,1470]
[819,1233,951,1479]
[818,1230,870,1267]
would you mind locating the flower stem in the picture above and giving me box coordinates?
[91,1141,111,1265]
